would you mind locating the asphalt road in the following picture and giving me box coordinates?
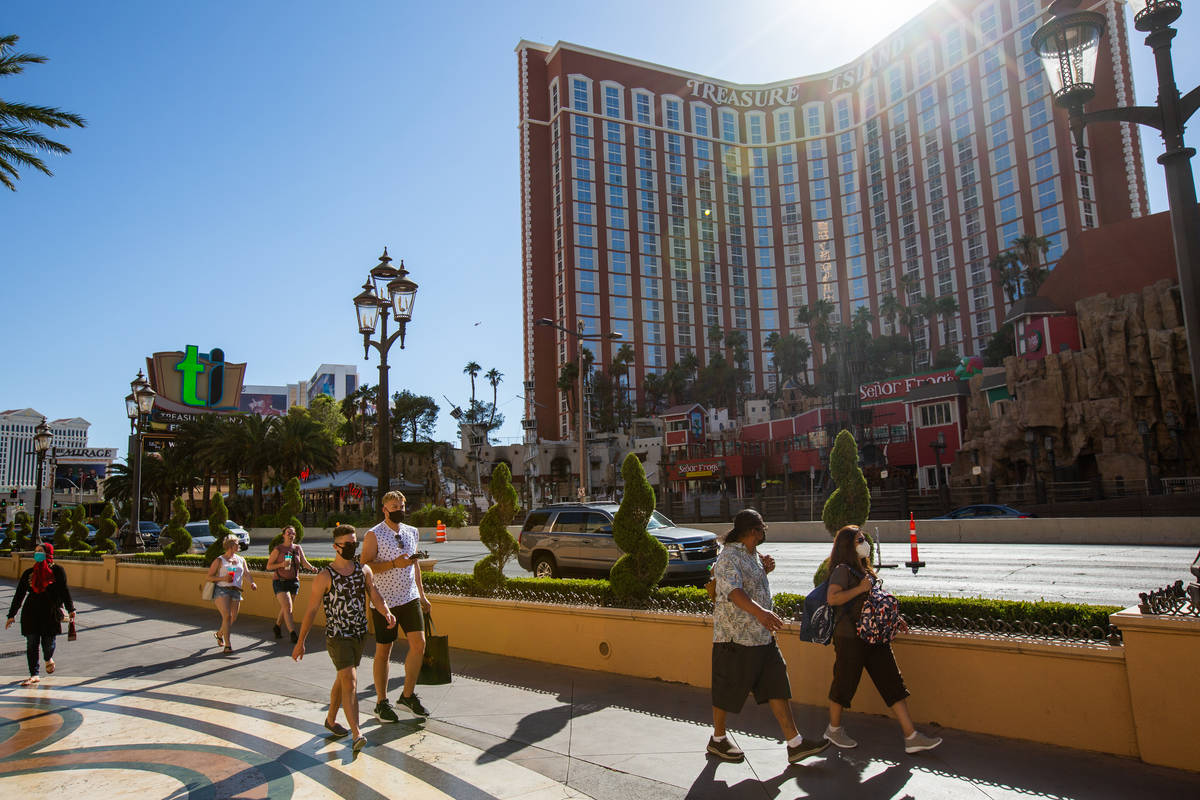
[247,537,1196,608]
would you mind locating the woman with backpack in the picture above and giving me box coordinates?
[824,524,941,755]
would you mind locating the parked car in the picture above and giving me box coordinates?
[516,502,718,584]
[118,520,163,548]
[933,504,1035,519]
[161,520,251,552]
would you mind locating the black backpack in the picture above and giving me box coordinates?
[798,566,861,645]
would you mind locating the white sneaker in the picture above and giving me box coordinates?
[824,724,858,749]
[904,730,943,754]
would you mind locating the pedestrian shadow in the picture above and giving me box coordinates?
[475,689,603,765]
[684,750,913,799]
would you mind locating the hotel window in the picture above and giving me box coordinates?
[919,402,952,428]
[572,115,592,137]
[634,92,653,125]
[636,126,654,150]
[859,79,879,120]
[978,2,1000,44]
[720,109,739,142]
[943,26,965,65]
[607,206,627,229]
[914,45,934,86]
[602,83,623,119]
[573,180,593,202]
[605,140,625,165]
[774,108,794,141]
[747,112,766,145]
[550,79,559,115]
[571,77,591,112]
[834,96,852,131]
[692,103,712,137]
[664,96,683,131]
[803,103,824,136]
[886,66,905,103]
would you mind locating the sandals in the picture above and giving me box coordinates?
[324,719,349,738]
[215,632,224,647]
[45,660,55,674]
[352,735,367,753]
[223,645,233,655]
[21,676,40,686]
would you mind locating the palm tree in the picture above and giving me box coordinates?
[796,299,835,364]
[274,408,337,484]
[879,293,903,335]
[0,35,86,190]
[556,360,579,416]
[241,414,279,518]
[916,295,960,358]
[1011,233,1052,297]
[641,372,666,414]
[175,414,224,515]
[464,362,482,405]
[989,251,1023,304]
[485,367,503,427]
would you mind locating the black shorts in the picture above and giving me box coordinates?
[371,599,425,644]
[272,578,300,596]
[711,640,792,713]
[829,634,909,709]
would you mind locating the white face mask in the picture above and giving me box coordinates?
[855,541,871,559]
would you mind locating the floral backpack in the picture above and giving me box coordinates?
[856,581,902,644]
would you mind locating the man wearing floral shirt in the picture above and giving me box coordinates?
[707,509,830,764]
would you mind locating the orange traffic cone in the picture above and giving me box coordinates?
[436,519,446,543]
[904,512,925,574]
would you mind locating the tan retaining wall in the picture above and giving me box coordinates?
[1,555,1194,770]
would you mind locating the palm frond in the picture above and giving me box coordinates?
[0,141,51,176]
[0,101,86,129]
[0,125,73,154]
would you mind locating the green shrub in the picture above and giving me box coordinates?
[202,493,233,562]
[408,503,469,528]
[13,512,33,550]
[815,430,872,586]
[162,496,191,559]
[269,478,305,551]
[68,506,92,553]
[609,453,668,605]
[92,502,118,553]
[474,463,520,592]
[53,510,73,550]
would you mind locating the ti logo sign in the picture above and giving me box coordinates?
[175,345,228,408]
[147,345,246,414]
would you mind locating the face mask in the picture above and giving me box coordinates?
[34,552,45,563]
[855,541,871,559]
[387,509,405,523]
[338,541,358,559]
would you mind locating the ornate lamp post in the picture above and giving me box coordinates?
[124,370,157,552]
[929,432,947,489]
[533,318,620,501]
[30,418,53,531]
[1033,0,1200,412]
[354,248,418,516]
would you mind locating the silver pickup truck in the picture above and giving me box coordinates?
[516,502,718,584]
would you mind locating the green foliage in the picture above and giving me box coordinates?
[407,503,469,529]
[0,519,10,551]
[983,323,1015,367]
[270,477,305,551]
[68,506,92,552]
[473,463,520,592]
[162,496,192,558]
[609,453,668,604]
[13,511,34,550]
[92,502,118,553]
[308,394,348,447]
[822,430,871,535]
[53,510,73,549]
[202,493,233,562]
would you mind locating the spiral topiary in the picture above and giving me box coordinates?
[92,501,118,553]
[12,511,33,550]
[473,462,520,593]
[814,429,872,585]
[162,496,191,558]
[609,453,668,605]
[53,509,73,550]
[68,505,92,552]
[270,478,305,552]
[202,493,234,562]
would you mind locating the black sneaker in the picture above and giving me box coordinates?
[787,736,831,763]
[706,736,745,762]
[374,700,399,723]
[290,630,298,644]
[273,624,282,639]
[396,693,430,717]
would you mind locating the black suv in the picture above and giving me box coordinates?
[516,502,718,584]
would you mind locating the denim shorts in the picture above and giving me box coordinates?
[214,585,243,601]
[272,578,300,596]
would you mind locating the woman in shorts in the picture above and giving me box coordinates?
[265,525,316,643]
[206,534,257,654]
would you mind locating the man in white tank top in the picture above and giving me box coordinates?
[361,490,432,721]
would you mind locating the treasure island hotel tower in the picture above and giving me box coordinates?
[518,0,1146,444]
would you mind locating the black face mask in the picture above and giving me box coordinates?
[337,541,358,559]
[387,509,405,523]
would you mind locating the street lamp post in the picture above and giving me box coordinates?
[1137,419,1160,494]
[1044,434,1057,505]
[533,317,620,501]
[782,448,793,520]
[1025,429,1042,504]
[1033,0,1200,413]
[30,418,53,532]
[124,370,157,552]
[353,248,418,516]
[929,432,948,508]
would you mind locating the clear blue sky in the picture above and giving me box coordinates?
[2,1,1196,460]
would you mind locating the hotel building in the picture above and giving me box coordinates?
[518,0,1146,446]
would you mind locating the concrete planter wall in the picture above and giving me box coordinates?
[2,553,1195,771]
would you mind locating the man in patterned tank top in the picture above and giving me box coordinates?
[361,490,432,721]
[293,524,395,754]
